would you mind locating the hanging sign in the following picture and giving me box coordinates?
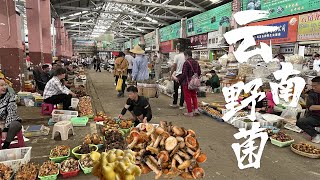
[248,15,298,44]
[160,40,173,53]
[207,31,226,49]
[159,22,181,42]
[189,34,208,49]
[186,2,232,37]
[298,11,320,41]
[242,0,320,20]
[133,38,140,47]
[144,31,156,51]
[124,41,131,49]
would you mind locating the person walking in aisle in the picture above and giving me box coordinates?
[131,45,149,82]
[175,50,201,117]
[124,48,134,80]
[114,52,129,97]
[170,44,185,109]
[96,57,102,72]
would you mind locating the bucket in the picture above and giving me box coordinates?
[71,98,79,108]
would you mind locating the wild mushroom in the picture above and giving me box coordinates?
[178,160,191,170]
[179,141,186,149]
[180,172,193,179]
[177,151,191,160]
[160,131,170,147]
[139,163,151,174]
[149,155,158,165]
[146,146,159,154]
[165,158,180,179]
[196,153,207,163]
[192,167,205,179]
[185,135,197,149]
[145,158,162,179]
[139,123,147,131]
[155,127,165,135]
[153,135,162,148]
[187,129,196,137]
[170,143,180,157]
[172,126,185,136]
[127,130,140,149]
[186,147,201,159]
[146,124,155,136]
[157,151,169,166]
[173,154,184,164]
[165,136,178,151]
[160,121,167,130]
[176,136,184,142]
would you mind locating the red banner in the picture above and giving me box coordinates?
[248,15,299,45]
[160,40,173,53]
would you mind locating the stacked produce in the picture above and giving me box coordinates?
[50,145,70,158]
[60,158,79,173]
[39,161,59,177]
[0,163,13,180]
[79,154,94,168]
[271,131,293,142]
[79,96,94,117]
[101,119,119,135]
[92,149,141,180]
[119,119,134,129]
[126,121,206,179]
[76,144,96,154]
[292,143,320,154]
[105,130,127,151]
[201,106,222,118]
[94,111,108,121]
[83,133,103,145]
[15,163,39,180]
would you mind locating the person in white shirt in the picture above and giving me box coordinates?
[43,68,77,110]
[169,44,185,109]
[125,48,134,79]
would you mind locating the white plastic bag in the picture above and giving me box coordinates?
[24,98,34,107]
[166,80,174,94]
[281,107,298,121]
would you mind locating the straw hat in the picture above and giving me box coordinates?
[130,45,145,54]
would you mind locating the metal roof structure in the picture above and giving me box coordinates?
[18,0,233,41]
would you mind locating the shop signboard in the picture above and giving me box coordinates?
[74,40,95,46]
[186,2,232,37]
[189,34,208,49]
[298,11,320,41]
[133,38,140,47]
[248,15,298,44]
[144,31,156,51]
[160,40,173,53]
[242,0,320,20]
[207,31,226,49]
[124,41,131,49]
[159,22,181,42]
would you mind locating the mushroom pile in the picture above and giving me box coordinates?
[126,121,206,179]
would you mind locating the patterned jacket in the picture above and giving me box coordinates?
[0,92,21,128]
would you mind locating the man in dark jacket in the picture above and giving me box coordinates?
[297,76,320,143]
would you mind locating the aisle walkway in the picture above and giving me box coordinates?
[25,70,320,180]
[87,70,320,180]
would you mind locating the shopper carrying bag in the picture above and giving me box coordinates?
[114,52,129,97]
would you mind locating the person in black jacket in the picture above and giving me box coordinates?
[297,76,320,143]
[118,86,152,126]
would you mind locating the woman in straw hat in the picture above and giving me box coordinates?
[130,45,149,82]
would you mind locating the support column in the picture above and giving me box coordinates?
[69,40,73,57]
[65,35,69,58]
[26,0,43,65]
[229,0,241,53]
[40,0,52,63]
[0,0,24,91]
[55,19,62,59]
[60,25,66,59]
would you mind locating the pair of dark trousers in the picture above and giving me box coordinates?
[44,94,72,110]
[1,121,22,142]
[115,75,127,93]
[173,80,184,106]
[296,115,320,137]
[96,64,101,72]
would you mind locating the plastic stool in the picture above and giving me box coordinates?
[41,103,55,115]
[0,130,25,150]
[52,121,74,141]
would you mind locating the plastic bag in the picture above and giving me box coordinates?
[24,98,34,107]
[116,77,123,91]
[281,106,298,121]
[166,81,174,94]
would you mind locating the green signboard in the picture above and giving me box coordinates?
[144,31,156,49]
[242,0,320,20]
[186,2,232,37]
[133,38,140,47]
[124,41,131,49]
[160,22,181,42]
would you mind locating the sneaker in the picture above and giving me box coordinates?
[312,135,320,143]
[194,109,201,116]
[179,106,185,110]
[169,104,178,108]
[184,112,193,117]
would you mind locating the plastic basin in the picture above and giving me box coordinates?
[79,160,93,174]
[38,163,59,180]
[72,145,98,159]
[71,117,89,127]
[270,138,294,147]
[60,164,80,179]
[49,149,70,163]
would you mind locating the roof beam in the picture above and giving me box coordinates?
[54,5,181,20]
[53,0,81,6]
[117,25,155,30]
[92,0,203,11]
[63,21,96,25]
[184,0,206,11]
[79,17,168,25]
[67,30,92,33]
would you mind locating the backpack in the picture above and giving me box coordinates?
[186,60,201,90]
